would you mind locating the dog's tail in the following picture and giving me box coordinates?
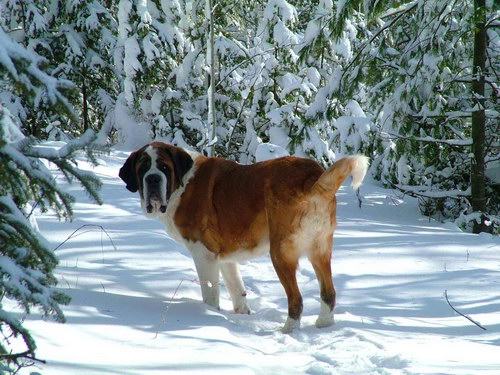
[311,155,369,196]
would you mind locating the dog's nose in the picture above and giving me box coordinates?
[146,174,161,185]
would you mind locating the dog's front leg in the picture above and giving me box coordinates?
[221,262,250,314]
[189,242,220,309]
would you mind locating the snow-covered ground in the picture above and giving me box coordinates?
[16,149,500,374]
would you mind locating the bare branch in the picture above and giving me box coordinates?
[444,290,487,331]
[385,131,472,146]
[53,224,116,252]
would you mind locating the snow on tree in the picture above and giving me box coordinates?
[251,0,333,161]
[0,5,77,138]
[0,0,119,140]
[2,0,497,233]
[50,0,120,136]
[113,0,203,148]
[367,0,499,233]
[212,0,335,163]
[0,26,103,370]
[110,0,337,162]
[299,0,374,158]
[303,0,499,233]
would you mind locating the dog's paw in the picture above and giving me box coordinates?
[234,304,251,314]
[281,317,300,333]
[315,314,334,328]
[203,296,220,311]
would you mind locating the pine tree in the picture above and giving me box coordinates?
[470,0,489,233]
[303,0,499,232]
[0,0,77,138]
[251,0,327,160]
[49,0,120,136]
[0,0,119,140]
[299,0,374,158]
[0,27,102,370]
[112,0,202,147]
[109,0,339,162]
[219,0,335,163]
[370,0,499,233]
[213,0,263,160]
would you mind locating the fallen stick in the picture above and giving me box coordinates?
[53,224,117,252]
[444,290,486,331]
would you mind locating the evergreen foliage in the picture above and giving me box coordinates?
[0,109,103,370]
[0,0,119,139]
[0,24,103,370]
[300,0,499,232]
[1,0,496,233]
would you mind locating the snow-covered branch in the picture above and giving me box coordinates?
[380,1,418,19]
[339,1,418,93]
[454,77,500,97]
[394,184,471,198]
[0,28,77,120]
[385,132,473,146]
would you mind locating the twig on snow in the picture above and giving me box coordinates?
[356,188,363,208]
[444,290,486,331]
[53,224,117,252]
[153,278,217,338]
[154,279,187,339]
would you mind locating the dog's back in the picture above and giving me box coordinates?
[173,156,327,255]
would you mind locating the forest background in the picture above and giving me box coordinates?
[0,0,498,370]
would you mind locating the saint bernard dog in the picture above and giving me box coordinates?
[119,142,369,332]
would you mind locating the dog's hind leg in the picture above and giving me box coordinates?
[270,237,302,333]
[221,262,250,314]
[308,234,336,328]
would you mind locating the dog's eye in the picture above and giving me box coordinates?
[158,164,169,173]
[139,159,151,175]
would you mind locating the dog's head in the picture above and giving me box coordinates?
[119,142,194,217]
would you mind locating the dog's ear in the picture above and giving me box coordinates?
[166,146,194,187]
[119,148,144,192]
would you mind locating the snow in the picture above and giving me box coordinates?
[273,21,298,47]
[60,25,83,57]
[123,36,142,104]
[6,148,500,375]
[137,0,152,25]
[395,184,471,198]
[396,155,411,185]
[263,0,297,24]
[0,27,76,114]
[109,94,152,149]
[336,0,347,19]
[143,34,162,66]
[1,107,24,143]
[306,68,343,118]
[117,0,133,38]
[307,67,321,88]
[332,116,372,155]
[267,126,291,152]
[255,142,289,162]
[485,160,500,184]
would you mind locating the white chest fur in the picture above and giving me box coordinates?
[159,153,199,245]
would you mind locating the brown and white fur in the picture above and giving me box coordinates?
[119,142,369,332]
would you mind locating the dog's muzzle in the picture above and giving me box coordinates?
[145,174,167,214]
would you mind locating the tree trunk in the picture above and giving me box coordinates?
[206,0,216,157]
[82,72,89,132]
[470,0,488,233]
